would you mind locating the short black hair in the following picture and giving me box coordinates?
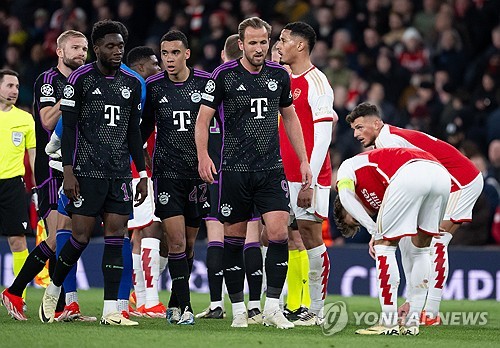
[127,46,156,66]
[114,21,129,44]
[160,30,189,49]
[0,69,19,83]
[91,20,123,46]
[283,21,317,53]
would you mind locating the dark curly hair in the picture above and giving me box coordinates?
[91,20,123,46]
[333,195,360,238]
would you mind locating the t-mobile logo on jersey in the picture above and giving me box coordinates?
[173,111,191,131]
[250,98,268,119]
[104,105,120,126]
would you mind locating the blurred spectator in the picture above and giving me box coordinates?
[7,16,29,47]
[323,49,353,89]
[310,40,329,70]
[331,29,358,71]
[433,28,467,86]
[390,0,414,26]
[396,27,430,74]
[27,9,50,46]
[147,0,174,45]
[416,80,443,135]
[489,140,500,182]
[357,27,384,77]
[356,0,389,35]
[273,0,309,23]
[314,6,334,44]
[240,0,261,19]
[331,0,357,37]
[382,11,406,48]
[412,0,440,45]
[471,72,499,128]
[487,108,500,144]
[369,49,411,107]
[364,81,403,126]
[49,0,87,33]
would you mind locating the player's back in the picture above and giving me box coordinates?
[376,125,479,189]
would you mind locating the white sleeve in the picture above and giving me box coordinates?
[338,189,377,235]
[310,120,332,186]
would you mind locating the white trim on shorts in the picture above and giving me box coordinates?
[443,173,483,223]
[288,181,330,223]
[374,161,450,241]
[127,178,160,230]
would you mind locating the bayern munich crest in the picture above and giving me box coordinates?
[121,87,131,99]
[190,90,202,103]
[267,79,278,91]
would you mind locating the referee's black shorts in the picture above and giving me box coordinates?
[0,176,31,236]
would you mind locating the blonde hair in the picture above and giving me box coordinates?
[57,30,87,48]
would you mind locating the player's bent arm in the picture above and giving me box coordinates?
[337,180,377,235]
[309,120,332,186]
[39,100,62,131]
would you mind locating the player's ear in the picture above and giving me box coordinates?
[185,48,191,60]
[238,39,244,51]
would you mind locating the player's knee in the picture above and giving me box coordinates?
[8,235,27,252]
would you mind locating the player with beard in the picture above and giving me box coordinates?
[196,17,312,329]
[39,20,147,326]
[1,30,94,321]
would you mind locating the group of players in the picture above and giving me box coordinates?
[0,16,481,335]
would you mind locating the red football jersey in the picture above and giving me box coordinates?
[376,125,479,191]
[337,148,440,213]
[279,66,334,186]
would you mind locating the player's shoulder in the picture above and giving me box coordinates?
[265,60,288,72]
[193,68,211,80]
[35,67,58,85]
[304,66,332,93]
[211,59,239,79]
[145,71,165,86]
[120,66,143,86]
[67,63,95,85]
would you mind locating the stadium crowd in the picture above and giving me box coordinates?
[1,0,500,244]
[0,0,498,335]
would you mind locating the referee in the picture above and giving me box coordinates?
[0,69,36,300]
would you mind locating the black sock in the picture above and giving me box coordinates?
[265,239,288,299]
[168,252,192,313]
[102,237,124,301]
[223,236,245,303]
[168,255,194,308]
[9,241,54,297]
[207,241,224,302]
[244,242,263,303]
[52,236,87,287]
[48,254,66,312]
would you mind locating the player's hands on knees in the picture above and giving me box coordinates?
[63,168,80,201]
[134,178,148,207]
[198,155,216,184]
[368,236,375,260]
[300,161,313,190]
[297,187,313,208]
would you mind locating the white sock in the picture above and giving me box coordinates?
[47,283,61,297]
[210,300,223,311]
[103,300,117,316]
[141,238,160,308]
[264,297,280,312]
[424,232,452,317]
[232,301,246,315]
[374,245,399,327]
[65,291,78,305]
[159,256,168,275]
[117,299,129,313]
[261,246,268,295]
[307,244,330,316]
[248,300,261,311]
[398,237,413,302]
[407,246,431,326]
[132,253,146,308]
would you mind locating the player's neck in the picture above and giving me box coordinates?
[169,66,190,83]
[290,58,313,76]
[240,57,262,73]
[96,60,118,76]
[57,62,74,78]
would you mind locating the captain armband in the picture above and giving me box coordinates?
[337,179,355,192]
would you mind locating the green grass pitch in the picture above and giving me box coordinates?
[1,288,498,348]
